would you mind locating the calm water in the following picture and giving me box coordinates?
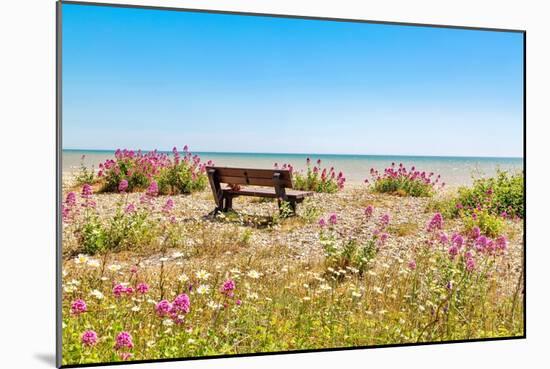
[62,150,523,187]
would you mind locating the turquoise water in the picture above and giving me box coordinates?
[62,149,523,187]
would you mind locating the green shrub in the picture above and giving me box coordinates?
[426,170,524,222]
[456,170,524,218]
[156,161,208,195]
[78,215,106,255]
[462,208,505,238]
[299,199,322,223]
[425,196,459,219]
[98,147,208,194]
[279,159,345,193]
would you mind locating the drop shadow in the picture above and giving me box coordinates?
[34,353,56,366]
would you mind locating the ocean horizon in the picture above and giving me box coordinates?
[62,149,523,187]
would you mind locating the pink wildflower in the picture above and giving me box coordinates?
[118,179,129,193]
[451,233,464,249]
[65,192,77,207]
[120,353,133,361]
[155,300,172,317]
[113,284,126,298]
[364,205,374,218]
[439,232,449,244]
[408,260,417,270]
[318,218,326,228]
[163,198,174,213]
[124,203,136,213]
[81,330,98,347]
[427,213,443,232]
[466,257,476,272]
[172,293,191,314]
[379,213,391,227]
[71,299,87,315]
[136,282,149,294]
[114,331,133,350]
[81,184,93,199]
[471,226,481,239]
[62,205,71,222]
[146,180,159,197]
[448,245,459,258]
[475,236,488,252]
[328,213,338,225]
[496,235,508,251]
[221,279,236,297]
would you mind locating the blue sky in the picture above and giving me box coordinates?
[62,4,524,157]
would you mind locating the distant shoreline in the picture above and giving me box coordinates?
[62,149,523,161]
[62,149,523,187]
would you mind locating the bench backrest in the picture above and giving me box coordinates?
[206,166,294,188]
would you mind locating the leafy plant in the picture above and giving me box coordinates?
[462,208,505,238]
[277,158,345,193]
[456,170,524,218]
[426,170,524,230]
[78,215,106,255]
[319,212,389,276]
[74,155,96,186]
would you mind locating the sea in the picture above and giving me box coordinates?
[62,149,523,187]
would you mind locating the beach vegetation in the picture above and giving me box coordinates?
[97,146,209,195]
[63,183,183,256]
[298,198,322,223]
[61,164,524,365]
[462,208,505,238]
[427,170,523,237]
[456,170,524,219]
[366,163,443,197]
[428,170,523,220]
[387,222,419,237]
[277,158,346,193]
[62,206,522,365]
[74,155,96,187]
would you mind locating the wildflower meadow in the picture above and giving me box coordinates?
[61,153,524,365]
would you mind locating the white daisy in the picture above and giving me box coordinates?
[196,284,211,295]
[89,289,104,300]
[247,270,261,279]
[195,270,211,280]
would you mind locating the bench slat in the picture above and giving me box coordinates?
[218,175,276,187]
[206,166,293,187]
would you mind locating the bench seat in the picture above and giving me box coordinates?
[221,185,313,200]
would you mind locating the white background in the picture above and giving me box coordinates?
[0,0,548,368]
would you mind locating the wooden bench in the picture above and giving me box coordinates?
[206,166,314,214]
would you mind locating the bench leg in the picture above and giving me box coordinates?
[289,200,296,214]
[223,194,233,212]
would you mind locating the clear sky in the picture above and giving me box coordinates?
[62,3,524,157]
